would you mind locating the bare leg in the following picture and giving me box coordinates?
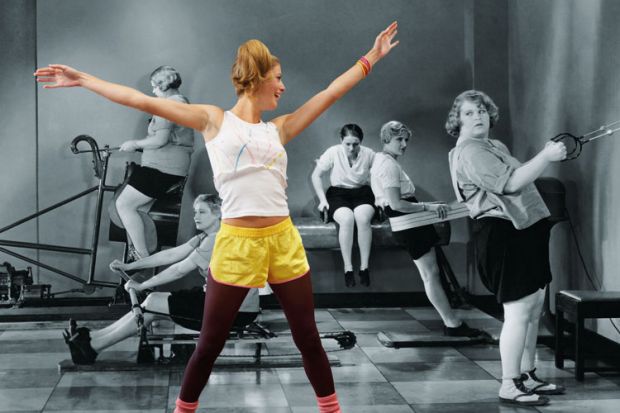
[332,207,354,272]
[521,288,545,372]
[413,251,461,328]
[116,185,153,258]
[498,290,548,403]
[353,204,374,270]
[90,292,171,352]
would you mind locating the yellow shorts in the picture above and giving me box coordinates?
[209,217,310,288]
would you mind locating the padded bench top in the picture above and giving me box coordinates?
[558,290,620,302]
[292,217,450,250]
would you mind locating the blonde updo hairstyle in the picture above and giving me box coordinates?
[231,39,280,96]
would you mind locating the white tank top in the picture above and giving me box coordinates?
[205,111,289,218]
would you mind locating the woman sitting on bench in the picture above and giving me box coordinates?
[370,120,483,338]
[115,66,194,261]
[311,124,376,287]
[64,194,260,365]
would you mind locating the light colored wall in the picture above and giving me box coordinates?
[507,0,620,343]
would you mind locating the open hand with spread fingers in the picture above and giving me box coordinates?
[34,64,83,88]
[372,21,400,59]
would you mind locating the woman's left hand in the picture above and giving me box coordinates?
[371,21,400,59]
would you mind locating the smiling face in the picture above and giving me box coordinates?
[384,134,409,157]
[254,64,285,111]
[341,135,361,158]
[458,99,490,139]
[193,201,219,232]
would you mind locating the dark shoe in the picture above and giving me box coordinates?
[65,319,98,365]
[522,369,566,395]
[344,271,355,287]
[63,328,86,365]
[499,377,550,406]
[443,321,486,338]
[359,269,370,287]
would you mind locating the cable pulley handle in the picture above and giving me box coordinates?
[70,134,100,154]
[70,135,105,178]
[551,132,582,161]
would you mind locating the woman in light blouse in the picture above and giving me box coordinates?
[312,124,376,287]
[447,90,566,407]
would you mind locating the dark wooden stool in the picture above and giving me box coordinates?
[555,290,620,380]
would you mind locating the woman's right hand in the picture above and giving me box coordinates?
[369,21,400,61]
[124,279,143,292]
[34,64,83,89]
[542,141,567,162]
[426,202,449,220]
[109,259,128,273]
[119,140,140,152]
[317,200,330,212]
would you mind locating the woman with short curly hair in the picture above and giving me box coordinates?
[447,90,567,407]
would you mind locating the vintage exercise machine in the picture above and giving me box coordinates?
[0,135,185,309]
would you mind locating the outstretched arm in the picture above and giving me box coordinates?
[110,242,194,273]
[125,255,198,292]
[503,141,566,193]
[272,21,399,144]
[124,234,215,291]
[34,64,214,132]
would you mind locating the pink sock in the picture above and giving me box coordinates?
[317,393,341,413]
[174,398,199,413]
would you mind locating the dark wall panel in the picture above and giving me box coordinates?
[0,1,38,277]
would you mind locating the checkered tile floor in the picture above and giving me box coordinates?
[1,306,619,412]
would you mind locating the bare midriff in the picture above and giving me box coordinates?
[222,215,288,228]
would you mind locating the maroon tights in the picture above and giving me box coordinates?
[179,272,335,402]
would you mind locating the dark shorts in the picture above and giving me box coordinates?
[325,185,376,222]
[127,165,185,199]
[385,196,439,260]
[473,217,552,303]
[167,287,258,331]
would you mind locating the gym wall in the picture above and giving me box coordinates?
[2,1,509,299]
[507,0,620,344]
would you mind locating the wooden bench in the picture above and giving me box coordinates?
[293,216,467,309]
[555,290,620,380]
